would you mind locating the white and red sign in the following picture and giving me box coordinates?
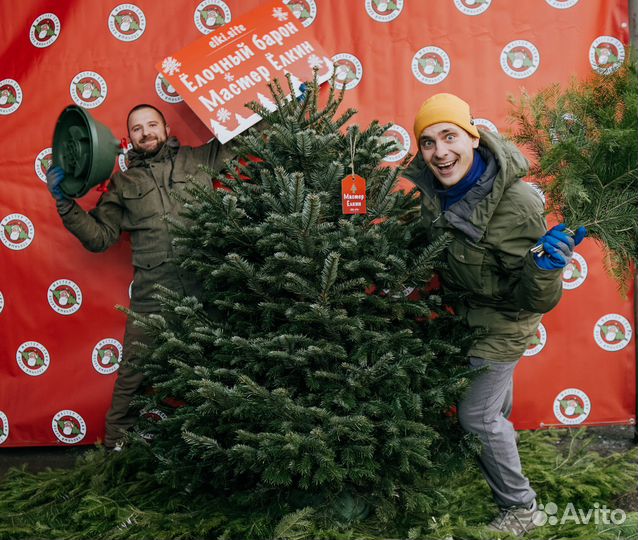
[158,0,334,143]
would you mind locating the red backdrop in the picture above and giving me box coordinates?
[0,0,634,447]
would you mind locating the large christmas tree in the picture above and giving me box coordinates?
[125,75,478,525]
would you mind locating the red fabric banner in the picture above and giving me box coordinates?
[0,0,634,446]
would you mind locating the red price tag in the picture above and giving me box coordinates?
[341,174,367,215]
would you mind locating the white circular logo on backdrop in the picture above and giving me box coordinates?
[155,73,183,104]
[0,291,4,314]
[365,0,403,22]
[553,388,591,425]
[35,147,53,182]
[108,4,146,42]
[0,412,8,445]
[0,79,23,115]
[284,0,317,27]
[1,214,35,250]
[70,71,107,108]
[545,0,579,8]
[562,252,588,290]
[523,322,547,356]
[16,341,50,377]
[382,124,410,163]
[331,53,364,90]
[194,0,231,35]
[473,118,499,134]
[30,13,61,48]
[47,279,82,315]
[594,314,632,351]
[411,46,450,85]
[453,0,492,16]
[118,142,132,172]
[92,338,122,375]
[500,40,540,79]
[52,410,86,444]
[589,36,625,75]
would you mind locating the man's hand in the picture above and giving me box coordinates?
[534,224,586,270]
[46,165,73,213]
[46,165,67,201]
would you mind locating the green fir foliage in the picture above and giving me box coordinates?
[130,73,478,521]
[509,59,638,291]
[0,429,635,539]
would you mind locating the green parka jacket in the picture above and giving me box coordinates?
[403,130,564,361]
[58,136,228,312]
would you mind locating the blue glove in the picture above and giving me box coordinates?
[534,224,586,270]
[46,165,68,202]
[296,82,308,103]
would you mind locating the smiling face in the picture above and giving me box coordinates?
[419,122,479,188]
[127,107,170,156]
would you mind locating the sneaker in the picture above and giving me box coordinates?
[487,500,539,537]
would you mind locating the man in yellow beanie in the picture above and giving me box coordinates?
[404,93,585,537]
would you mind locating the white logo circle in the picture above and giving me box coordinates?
[562,252,588,290]
[1,214,35,250]
[411,46,450,85]
[473,118,498,134]
[47,279,83,315]
[594,314,632,351]
[553,388,591,425]
[453,0,492,16]
[155,73,183,104]
[500,40,540,79]
[0,79,23,115]
[545,0,579,8]
[52,410,86,444]
[382,124,411,163]
[331,53,364,90]
[30,13,61,48]
[16,341,51,377]
[70,71,107,108]
[35,147,53,183]
[92,338,122,375]
[194,0,232,35]
[0,291,4,315]
[118,142,133,172]
[108,4,146,42]
[365,0,404,22]
[284,0,318,27]
[589,36,625,75]
[0,411,8,445]
[524,322,547,356]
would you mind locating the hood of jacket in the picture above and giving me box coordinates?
[403,130,529,242]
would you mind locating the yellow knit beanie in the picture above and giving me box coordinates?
[413,93,480,140]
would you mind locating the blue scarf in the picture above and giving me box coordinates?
[434,150,486,210]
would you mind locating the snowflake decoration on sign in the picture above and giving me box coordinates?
[308,54,323,69]
[161,56,181,76]
[224,73,234,82]
[272,7,289,21]
[216,108,231,123]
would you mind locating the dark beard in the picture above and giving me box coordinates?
[134,138,165,158]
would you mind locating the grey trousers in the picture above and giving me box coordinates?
[457,356,536,508]
[104,317,147,448]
